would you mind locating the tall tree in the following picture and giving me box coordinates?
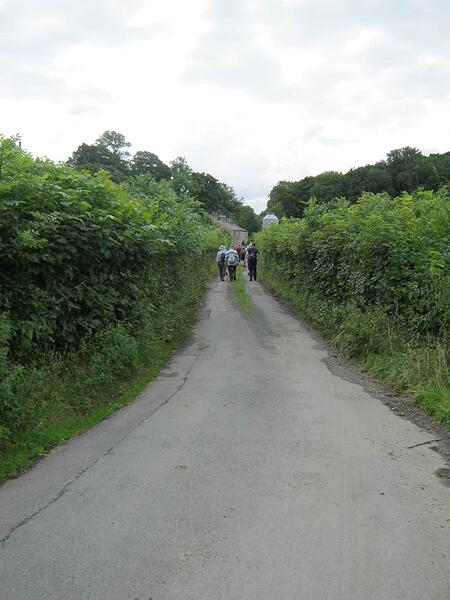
[310,171,347,203]
[386,147,424,193]
[190,172,240,215]
[131,151,171,181]
[67,143,129,182]
[95,131,131,158]
[346,162,394,202]
[235,205,261,234]
[426,151,450,188]
[170,157,193,195]
[267,178,315,218]
[268,181,300,217]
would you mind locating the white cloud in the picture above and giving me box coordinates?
[1,0,450,213]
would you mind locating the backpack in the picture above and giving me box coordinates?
[220,252,226,263]
[227,252,239,266]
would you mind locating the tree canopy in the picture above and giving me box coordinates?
[235,205,261,234]
[266,146,450,217]
[95,130,131,158]
[67,142,129,183]
[132,151,171,181]
[66,131,260,232]
[189,172,239,215]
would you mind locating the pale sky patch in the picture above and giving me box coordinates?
[1,0,450,212]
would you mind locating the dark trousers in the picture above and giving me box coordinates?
[228,265,237,281]
[218,263,226,280]
[248,260,257,280]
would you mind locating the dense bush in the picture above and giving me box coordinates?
[0,138,224,459]
[0,139,221,358]
[259,191,449,338]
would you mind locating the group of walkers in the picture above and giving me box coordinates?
[215,241,260,282]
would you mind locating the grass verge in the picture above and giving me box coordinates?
[260,269,450,429]
[234,266,253,313]
[0,262,216,481]
[0,343,173,481]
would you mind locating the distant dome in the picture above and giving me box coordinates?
[262,212,279,229]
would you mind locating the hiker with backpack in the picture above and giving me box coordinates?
[247,242,259,281]
[216,245,228,281]
[225,246,240,282]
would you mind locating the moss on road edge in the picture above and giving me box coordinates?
[234,266,253,313]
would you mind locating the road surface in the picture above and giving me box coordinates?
[1,277,449,599]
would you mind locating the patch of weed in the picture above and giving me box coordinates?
[234,266,253,313]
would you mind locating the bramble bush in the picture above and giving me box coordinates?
[0,137,224,461]
[257,191,449,424]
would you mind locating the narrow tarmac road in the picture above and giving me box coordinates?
[1,277,449,600]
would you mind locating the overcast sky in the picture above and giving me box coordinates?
[1,0,450,212]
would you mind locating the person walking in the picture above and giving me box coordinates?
[225,246,240,282]
[239,242,247,263]
[216,245,227,281]
[247,242,259,281]
[244,243,251,275]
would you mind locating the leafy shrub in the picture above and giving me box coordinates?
[91,325,141,379]
[0,137,225,443]
[258,191,449,339]
[0,139,223,359]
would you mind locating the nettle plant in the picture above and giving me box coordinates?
[0,138,220,361]
[257,190,449,339]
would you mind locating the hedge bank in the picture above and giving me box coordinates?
[257,191,449,426]
[0,139,224,478]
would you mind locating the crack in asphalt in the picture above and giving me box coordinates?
[0,355,199,550]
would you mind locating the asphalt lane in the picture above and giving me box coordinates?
[1,276,449,599]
